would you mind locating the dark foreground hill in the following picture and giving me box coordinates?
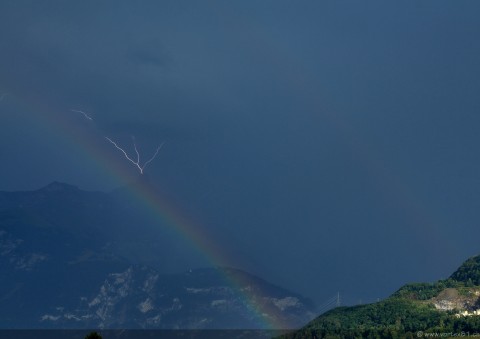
[285,255,480,338]
[0,182,315,329]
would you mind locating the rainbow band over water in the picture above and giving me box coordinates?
[17,96,292,330]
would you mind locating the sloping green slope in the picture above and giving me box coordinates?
[285,255,480,339]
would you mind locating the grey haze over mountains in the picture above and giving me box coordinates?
[1,1,480,308]
[0,182,315,329]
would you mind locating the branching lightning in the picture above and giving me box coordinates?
[105,136,164,174]
[69,106,163,175]
[71,109,93,121]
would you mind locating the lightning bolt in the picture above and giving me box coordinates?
[70,109,93,121]
[105,136,164,174]
[132,136,141,164]
[142,142,164,172]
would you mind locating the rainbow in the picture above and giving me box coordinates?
[12,94,293,329]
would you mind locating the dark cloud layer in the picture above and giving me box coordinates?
[1,1,480,305]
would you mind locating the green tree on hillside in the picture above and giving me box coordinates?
[85,332,102,339]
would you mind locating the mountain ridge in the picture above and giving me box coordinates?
[287,254,480,338]
[0,181,316,329]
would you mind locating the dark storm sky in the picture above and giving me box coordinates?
[1,1,480,306]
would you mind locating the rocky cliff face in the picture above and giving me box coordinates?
[37,265,315,329]
[432,288,480,312]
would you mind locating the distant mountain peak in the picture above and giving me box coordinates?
[38,181,80,192]
[0,182,315,329]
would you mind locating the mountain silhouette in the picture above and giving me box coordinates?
[0,182,315,329]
